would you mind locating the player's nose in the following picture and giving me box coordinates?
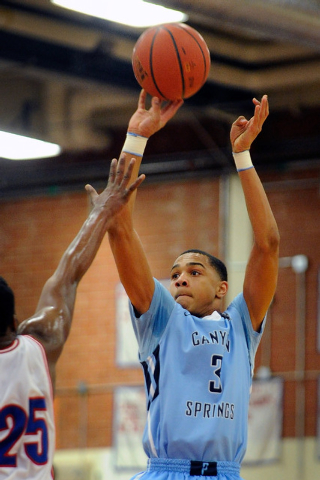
[175,273,188,287]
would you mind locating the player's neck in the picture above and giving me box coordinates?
[0,330,17,349]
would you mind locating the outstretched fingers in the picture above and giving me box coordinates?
[147,93,183,128]
[127,173,146,195]
[260,94,269,122]
[252,95,269,130]
[120,158,146,192]
[137,89,147,111]
[160,98,184,126]
[114,154,136,187]
[118,157,136,188]
[111,155,145,194]
[108,157,118,178]
[85,183,99,206]
[107,155,131,188]
[113,155,129,186]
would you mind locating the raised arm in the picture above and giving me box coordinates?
[108,90,183,315]
[17,158,144,391]
[122,89,183,213]
[230,95,280,331]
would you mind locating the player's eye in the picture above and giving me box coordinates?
[191,270,200,276]
[171,272,179,280]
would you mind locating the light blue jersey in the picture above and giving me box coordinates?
[129,278,265,477]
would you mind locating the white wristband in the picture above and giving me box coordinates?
[232,150,254,172]
[122,132,148,157]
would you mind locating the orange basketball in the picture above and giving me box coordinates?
[132,23,211,101]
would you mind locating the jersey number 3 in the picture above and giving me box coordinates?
[0,398,48,467]
[209,354,223,393]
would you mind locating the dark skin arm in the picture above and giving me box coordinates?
[230,95,280,331]
[107,184,155,316]
[17,157,145,393]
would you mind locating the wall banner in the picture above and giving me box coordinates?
[243,376,284,464]
[115,279,170,367]
[113,386,147,470]
[115,282,140,367]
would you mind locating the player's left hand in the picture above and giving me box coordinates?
[230,95,269,153]
[128,89,184,138]
[85,155,145,215]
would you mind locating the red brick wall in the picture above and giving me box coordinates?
[1,169,319,447]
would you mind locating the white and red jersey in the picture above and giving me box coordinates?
[0,335,55,479]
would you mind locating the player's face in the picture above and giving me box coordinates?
[169,252,227,318]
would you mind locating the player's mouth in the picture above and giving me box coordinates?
[175,292,191,300]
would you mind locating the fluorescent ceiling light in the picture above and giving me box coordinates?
[52,0,188,27]
[0,132,61,160]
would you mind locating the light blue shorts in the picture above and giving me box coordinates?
[130,458,243,480]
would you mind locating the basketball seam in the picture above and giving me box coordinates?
[175,24,210,85]
[163,26,185,99]
[150,28,167,100]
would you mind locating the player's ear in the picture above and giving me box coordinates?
[216,281,228,299]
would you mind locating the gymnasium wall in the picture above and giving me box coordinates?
[0,165,319,463]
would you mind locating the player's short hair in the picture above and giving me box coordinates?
[179,249,228,282]
[0,277,15,335]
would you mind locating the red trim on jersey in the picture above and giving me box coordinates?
[0,337,19,353]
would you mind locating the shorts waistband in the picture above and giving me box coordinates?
[147,458,240,477]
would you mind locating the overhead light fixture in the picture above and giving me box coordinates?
[0,132,61,160]
[51,0,188,28]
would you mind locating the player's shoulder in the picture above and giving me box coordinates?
[226,292,247,315]
[153,278,175,305]
[18,333,46,355]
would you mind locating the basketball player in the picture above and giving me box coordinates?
[0,91,182,479]
[107,91,279,479]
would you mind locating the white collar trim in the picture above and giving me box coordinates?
[203,311,221,321]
